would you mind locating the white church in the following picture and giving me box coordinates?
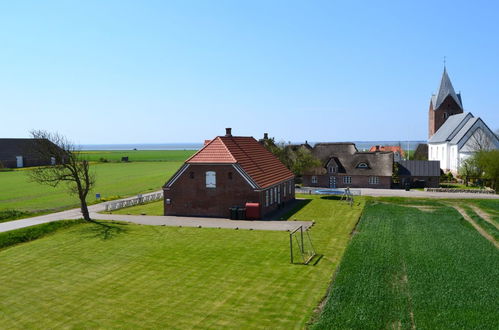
[427,68,499,173]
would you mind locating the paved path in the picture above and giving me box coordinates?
[0,191,312,233]
[298,187,499,199]
[93,213,313,231]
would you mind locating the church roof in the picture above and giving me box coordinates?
[431,68,463,110]
[428,113,473,143]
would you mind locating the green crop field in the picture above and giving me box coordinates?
[0,195,364,329]
[0,162,182,216]
[78,150,196,162]
[0,150,195,221]
[313,199,499,329]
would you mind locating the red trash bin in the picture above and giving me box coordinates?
[245,203,260,220]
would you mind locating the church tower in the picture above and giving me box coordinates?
[428,68,463,138]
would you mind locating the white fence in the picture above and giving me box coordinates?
[105,192,163,212]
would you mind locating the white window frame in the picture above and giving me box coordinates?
[343,176,352,184]
[283,183,287,197]
[289,180,292,194]
[266,190,269,207]
[205,171,216,188]
[270,188,273,204]
[277,186,281,204]
[357,163,368,169]
[311,176,318,184]
[369,176,379,185]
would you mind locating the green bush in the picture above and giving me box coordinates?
[0,209,31,222]
[0,220,84,250]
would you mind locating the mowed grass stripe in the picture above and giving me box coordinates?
[313,201,499,329]
[0,195,365,328]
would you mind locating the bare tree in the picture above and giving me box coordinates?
[28,130,95,222]
[467,128,493,152]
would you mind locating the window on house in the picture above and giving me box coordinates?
[270,189,273,204]
[329,166,337,173]
[356,163,369,169]
[266,190,269,207]
[189,172,194,179]
[274,187,278,203]
[343,176,352,184]
[205,171,216,188]
[311,176,318,184]
[289,180,292,194]
[368,176,379,184]
[228,172,233,180]
[283,183,287,196]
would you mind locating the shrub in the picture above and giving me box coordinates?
[99,157,109,163]
[0,209,31,222]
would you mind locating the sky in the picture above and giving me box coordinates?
[1,0,498,144]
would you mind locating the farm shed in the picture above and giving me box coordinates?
[396,160,441,188]
[163,128,295,219]
[0,138,62,168]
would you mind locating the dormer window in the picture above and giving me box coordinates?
[357,162,369,169]
[329,166,337,173]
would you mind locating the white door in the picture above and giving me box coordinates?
[329,176,336,188]
[16,156,23,168]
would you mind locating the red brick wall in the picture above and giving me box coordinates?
[302,175,392,189]
[428,96,463,138]
[164,164,294,218]
[259,179,295,217]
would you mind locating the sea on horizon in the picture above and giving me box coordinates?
[81,141,426,151]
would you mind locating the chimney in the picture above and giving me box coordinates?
[375,145,380,151]
[225,128,232,137]
[263,133,268,140]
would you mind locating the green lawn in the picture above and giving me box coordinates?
[78,150,196,162]
[0,195,364,328]
[313,199,499,329]
[0,162,182,215]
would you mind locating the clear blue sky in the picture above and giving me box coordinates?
[1,0,498,144]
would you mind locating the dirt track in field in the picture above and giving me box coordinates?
[468,204,499,230]
[451,205,499,249]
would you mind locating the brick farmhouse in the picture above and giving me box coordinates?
[163,128,295,218]
[302,143,393,189]
[0,138,62,168]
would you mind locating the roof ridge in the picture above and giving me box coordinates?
[185,137,236,163]
[218,137,237,163]
[221,136,265,172]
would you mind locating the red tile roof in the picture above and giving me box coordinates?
[369,145,405,156]
[186,136,294,188]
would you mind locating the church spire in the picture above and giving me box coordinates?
[432,67,463,110]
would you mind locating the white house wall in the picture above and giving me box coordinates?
[429,143,450,171]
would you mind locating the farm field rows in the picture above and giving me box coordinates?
[0,195,364,329]
[313,198,499,329]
